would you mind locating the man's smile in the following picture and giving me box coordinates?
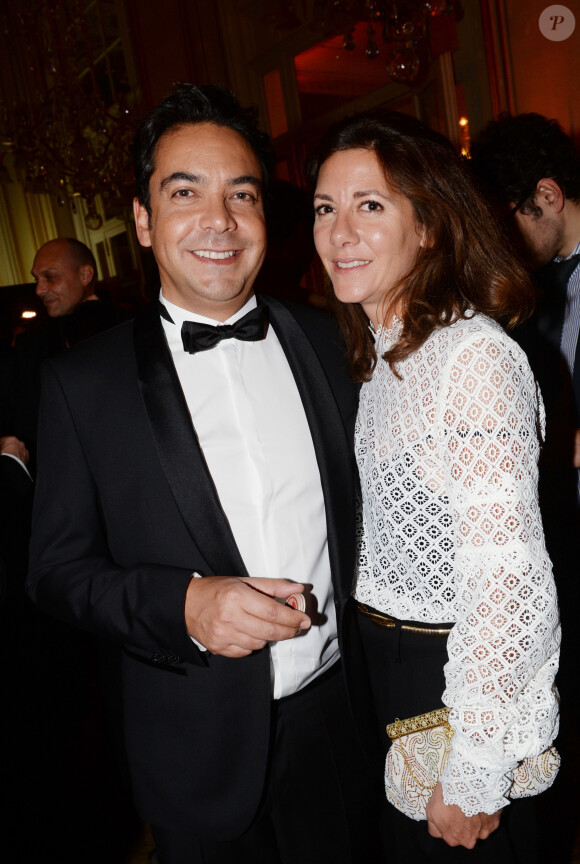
[192,249,240,260]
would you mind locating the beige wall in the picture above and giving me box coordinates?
[506,0,580,133]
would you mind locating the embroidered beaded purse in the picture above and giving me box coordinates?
[385,707,560,821]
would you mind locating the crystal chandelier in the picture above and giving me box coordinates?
[264,0,454,85]
[0,0,141,229]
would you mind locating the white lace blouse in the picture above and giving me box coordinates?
[354,313,560,816]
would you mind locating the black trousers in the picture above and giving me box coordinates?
[357,612,541,864]
[151,661,382,864]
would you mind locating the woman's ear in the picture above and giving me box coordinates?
[418,223,430,248]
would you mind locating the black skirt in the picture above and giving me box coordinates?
[357,609,540,864]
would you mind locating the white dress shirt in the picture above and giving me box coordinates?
[160,291,339,698]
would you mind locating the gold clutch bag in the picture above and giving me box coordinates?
[385,707,560,821]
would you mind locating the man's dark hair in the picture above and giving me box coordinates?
[471,113,580,215]
[132,83,274,216]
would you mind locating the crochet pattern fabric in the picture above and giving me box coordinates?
[354,313,560,815]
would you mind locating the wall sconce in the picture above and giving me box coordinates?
[459,115,470,158]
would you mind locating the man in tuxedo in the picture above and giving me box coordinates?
[27,84,380,864]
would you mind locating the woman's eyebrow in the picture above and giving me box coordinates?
[353,188,386,199]
[314,188,387,201]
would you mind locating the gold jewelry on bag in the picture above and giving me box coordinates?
[387,707,452,740]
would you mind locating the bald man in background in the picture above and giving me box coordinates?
[32,237,100,317]
[3,237,123,464]
[0,242,134,860]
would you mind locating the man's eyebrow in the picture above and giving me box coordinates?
[226,174,262,190]
[160,172,204,190]
[159,172,262,191]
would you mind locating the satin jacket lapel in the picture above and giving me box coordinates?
[260,295,356,602]
[133,302,249,577]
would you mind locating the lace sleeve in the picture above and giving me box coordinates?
[437,328,560,816]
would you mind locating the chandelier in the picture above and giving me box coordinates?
[0,0,141,229]
[263,0,455,85]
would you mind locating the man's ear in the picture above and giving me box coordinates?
[534,178,565,214]
[79,265,94,286]
[133,197,152,248]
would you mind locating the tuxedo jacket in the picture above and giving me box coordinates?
[517,267,580,425]
[27,294,376,838]
[515,271,580,522]
[5,301,126,470]
[513,271,580,689]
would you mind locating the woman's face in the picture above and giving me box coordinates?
[313,147,424,327]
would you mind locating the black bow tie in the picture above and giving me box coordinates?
[180,305,269,354]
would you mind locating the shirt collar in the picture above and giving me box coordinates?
[159,289,258,329]
[554,239,580,263]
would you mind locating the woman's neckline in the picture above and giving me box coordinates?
[373,313,402,338]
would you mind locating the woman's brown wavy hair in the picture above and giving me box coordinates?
[306,111,534,382]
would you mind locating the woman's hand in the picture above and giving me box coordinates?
[425,782,502,849]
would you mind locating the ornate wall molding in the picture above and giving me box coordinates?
[479,0,517,117]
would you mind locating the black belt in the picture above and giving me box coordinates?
[357,602,454,636]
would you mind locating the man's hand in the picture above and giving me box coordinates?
[0,435,30,465]
[185,576,311,657]
[425,782,501,849]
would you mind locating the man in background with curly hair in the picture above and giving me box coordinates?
[471,113,580,461]
[472,113,580,863]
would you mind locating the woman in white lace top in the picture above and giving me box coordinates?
[308,112,560,863]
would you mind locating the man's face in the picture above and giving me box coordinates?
[512,202,566,269]
[134,123,267,320]
[32,240,91,317]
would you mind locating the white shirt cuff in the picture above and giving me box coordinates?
[189,572,208,652]
[1,452,32,480]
